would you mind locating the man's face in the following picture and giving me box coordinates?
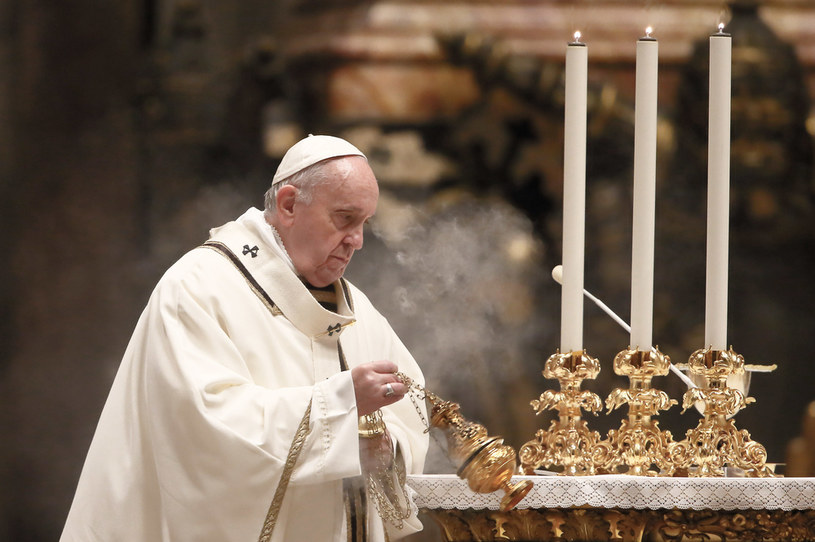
[284,156,379,287]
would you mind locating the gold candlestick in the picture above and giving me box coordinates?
[598,347,677,475]
[519,350,604,475]
[397,373,533,511]
[669,347,776,477]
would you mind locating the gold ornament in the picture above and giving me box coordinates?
[397,373,533,511]
[669,347,776,477]
[519,350,604,476]
[598,347,677,476]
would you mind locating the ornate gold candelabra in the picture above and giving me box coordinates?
[668,347,776,477]
[597,347,677,475]
[396,373,533,511]
[519,350,604,475]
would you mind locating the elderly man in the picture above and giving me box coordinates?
[61,135,429,542]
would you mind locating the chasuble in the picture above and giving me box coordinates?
[61,209,429,542]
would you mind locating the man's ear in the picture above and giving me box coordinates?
[275,185,299,225]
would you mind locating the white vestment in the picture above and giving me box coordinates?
[61,209,429,542]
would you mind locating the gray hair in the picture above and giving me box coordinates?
[263,157,355,221]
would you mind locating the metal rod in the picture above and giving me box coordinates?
[551,265,696,389]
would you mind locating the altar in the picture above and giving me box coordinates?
[408,474,815,541]
[394,14,815,542]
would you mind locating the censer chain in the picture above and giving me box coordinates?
[395,372,457,469]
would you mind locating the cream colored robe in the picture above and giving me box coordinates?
[61,210,429,542]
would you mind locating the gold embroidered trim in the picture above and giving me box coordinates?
[339,278,354,312]
[316,320,357,337]
[257,401,312,542]
[200,241,282,316]
[200,241,314,540]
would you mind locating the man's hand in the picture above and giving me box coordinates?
[351,360,406,416]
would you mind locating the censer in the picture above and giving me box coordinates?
[396,372,533,511]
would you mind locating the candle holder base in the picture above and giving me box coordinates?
[668,347,776,477]
[519,350,604,476]
[596,347,677,475]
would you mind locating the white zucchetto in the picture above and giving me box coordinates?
[272,134,367,185]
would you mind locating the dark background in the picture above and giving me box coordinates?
[1,1,814,540]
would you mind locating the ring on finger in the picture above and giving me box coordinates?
[384,382,395,397]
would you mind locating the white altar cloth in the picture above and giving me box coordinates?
[408,474,815,512]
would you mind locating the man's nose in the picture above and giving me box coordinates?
[345,224,364,250]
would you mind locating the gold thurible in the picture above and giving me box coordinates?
[396,373,533,511]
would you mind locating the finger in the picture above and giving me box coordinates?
[371,359,398,375]
[383,381,397,398]
[382,380,407,399]
[386,380,407,395]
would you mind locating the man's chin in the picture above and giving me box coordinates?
[308,266,346,288]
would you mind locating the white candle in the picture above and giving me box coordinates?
[561,32,588,353]
[705,25,732,350]
[630,28,659,351]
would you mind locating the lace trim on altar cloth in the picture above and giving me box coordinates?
[407,474,815,512]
